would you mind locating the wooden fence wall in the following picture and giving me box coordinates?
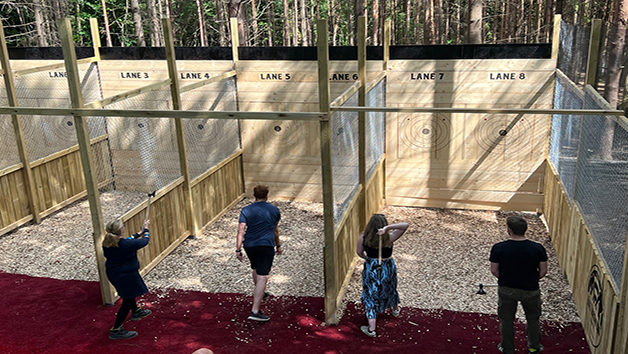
[385,59,555,211]
[544,162,619,353]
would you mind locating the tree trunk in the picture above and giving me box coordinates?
[217,0,228,46]
[195,0,207,46]
[601,0,628,160]
[404,0,410,43]
[32,0,48,46]
[468,0,482,43]
[300,0,308,45]
[251,0,259,45]
[101,0,114,46]
[424,0,433,44]
[330,0,337,45]
[456,0,461,43]
[229,0,247,46]
[283,0,290,45]
[372,0,379,45]
[267,0,274,46]
[130,0,146,46]
[293,0,299,45]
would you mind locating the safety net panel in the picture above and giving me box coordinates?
[548,73,583,200]
[572,89,628,288]
[180,76,240,180]
[331,91,359,225]
[0,91,20,169]
[557,21,591,88]
[13,62,102,162]
[105,88,180,198]
[366,77,386,179]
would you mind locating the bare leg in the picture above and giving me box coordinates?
[252,274,268,313]
[368,317,377,332]
[251,269,258,286]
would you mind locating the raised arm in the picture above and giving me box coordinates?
[380,222,409,242]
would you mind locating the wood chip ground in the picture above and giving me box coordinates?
[0,192,579,323]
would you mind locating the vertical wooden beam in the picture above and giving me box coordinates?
[551,14,562,60]
[230,18,240,63]
[585,19,602,87]
[0,23,41,224]
[59,17,115,305]
[162,18,197,237]
[230,17,245,198]
[317,19,337,325]
[89,18,101,61]
[358,16,367,230]
[383,20,391,71]
[615,228,628,352]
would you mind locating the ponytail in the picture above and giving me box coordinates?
[103,219,124,248]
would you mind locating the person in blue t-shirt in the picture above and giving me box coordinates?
[490,216,548,354]
[236,185,282,322]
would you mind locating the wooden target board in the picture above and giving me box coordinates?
[386,59,556,211]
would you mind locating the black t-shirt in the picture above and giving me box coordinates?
[489,239,548,291]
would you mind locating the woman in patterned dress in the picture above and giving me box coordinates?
[357,214,409,337]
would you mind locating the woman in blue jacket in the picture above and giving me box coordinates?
[103,219,152,340]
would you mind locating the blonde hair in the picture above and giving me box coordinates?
[103,219,124,248]
[363,214,390,248]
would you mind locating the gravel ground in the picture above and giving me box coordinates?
[0,192,579,323]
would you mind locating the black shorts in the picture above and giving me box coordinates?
[244,246,275,276]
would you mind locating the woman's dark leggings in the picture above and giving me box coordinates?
[113,298,138,329]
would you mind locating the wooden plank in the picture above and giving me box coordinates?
[585,19,602,87]
[179,70,236,93]
[330,80,361,107]
[0,215,33,236]
[551,15,562,60]
[0,163,23,178]
[190,150,242,187]
[89,18,101,62]
[84,79,172,109]
[388,59,556,72]
[59,17,114,305]
[358,16,368,230]
[13,57,97,77]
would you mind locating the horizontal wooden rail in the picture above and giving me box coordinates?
[366,72,387,93]
[84,79,172,109]
[180,70,237,94]
[13,57,98,77]
[190,149,242,188]
[0,215,33,236]
[0,162,24,178]
[29,134,108,168]
[331,106,626,116]
[330,80,361,107]
[0,107,328,121]
[333,184,363,240]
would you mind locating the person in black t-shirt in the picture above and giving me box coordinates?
[490,216,548,354]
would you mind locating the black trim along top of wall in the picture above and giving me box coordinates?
[8,44,551,61]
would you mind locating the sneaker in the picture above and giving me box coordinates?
[392,307,401,317]
[497,343,504,353]
[360,325,376,337]
[263,292,270,300]
[131,308,152,321]
[529,344,545,353]
[247,311,270,322]
[109,327,138,340]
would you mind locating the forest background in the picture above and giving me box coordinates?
[1,0,627,110]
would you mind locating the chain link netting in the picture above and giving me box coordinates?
[331,92,359,225]
[557,21,591,88]
[366,77,386,179]
[105,88,179,197]
[549,73,583,200]
[0,91,21,169]
[180,77,240,180]
[573,90,628,288]
[549,72,628,288]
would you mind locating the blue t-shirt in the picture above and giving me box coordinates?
[239,201,281,247]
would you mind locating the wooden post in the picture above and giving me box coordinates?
[89,18,101,61]
[615,228,628,351]
[0,23,41,225]
[551,15,562,60]
[318,19,337,325]
[230,17,245,198]
[59,17,115,305]
[585,19,602,87]
[358,16,367,229]
[162,18,198,237]
[383,20,391,71]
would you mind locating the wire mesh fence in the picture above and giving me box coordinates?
[549,73,628,288]
[366,77,386,179]
[181,77,240,180]
[549,73,583,200]
[0,94,21,170]
[557,21,591,88]
[331,91,360,225]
